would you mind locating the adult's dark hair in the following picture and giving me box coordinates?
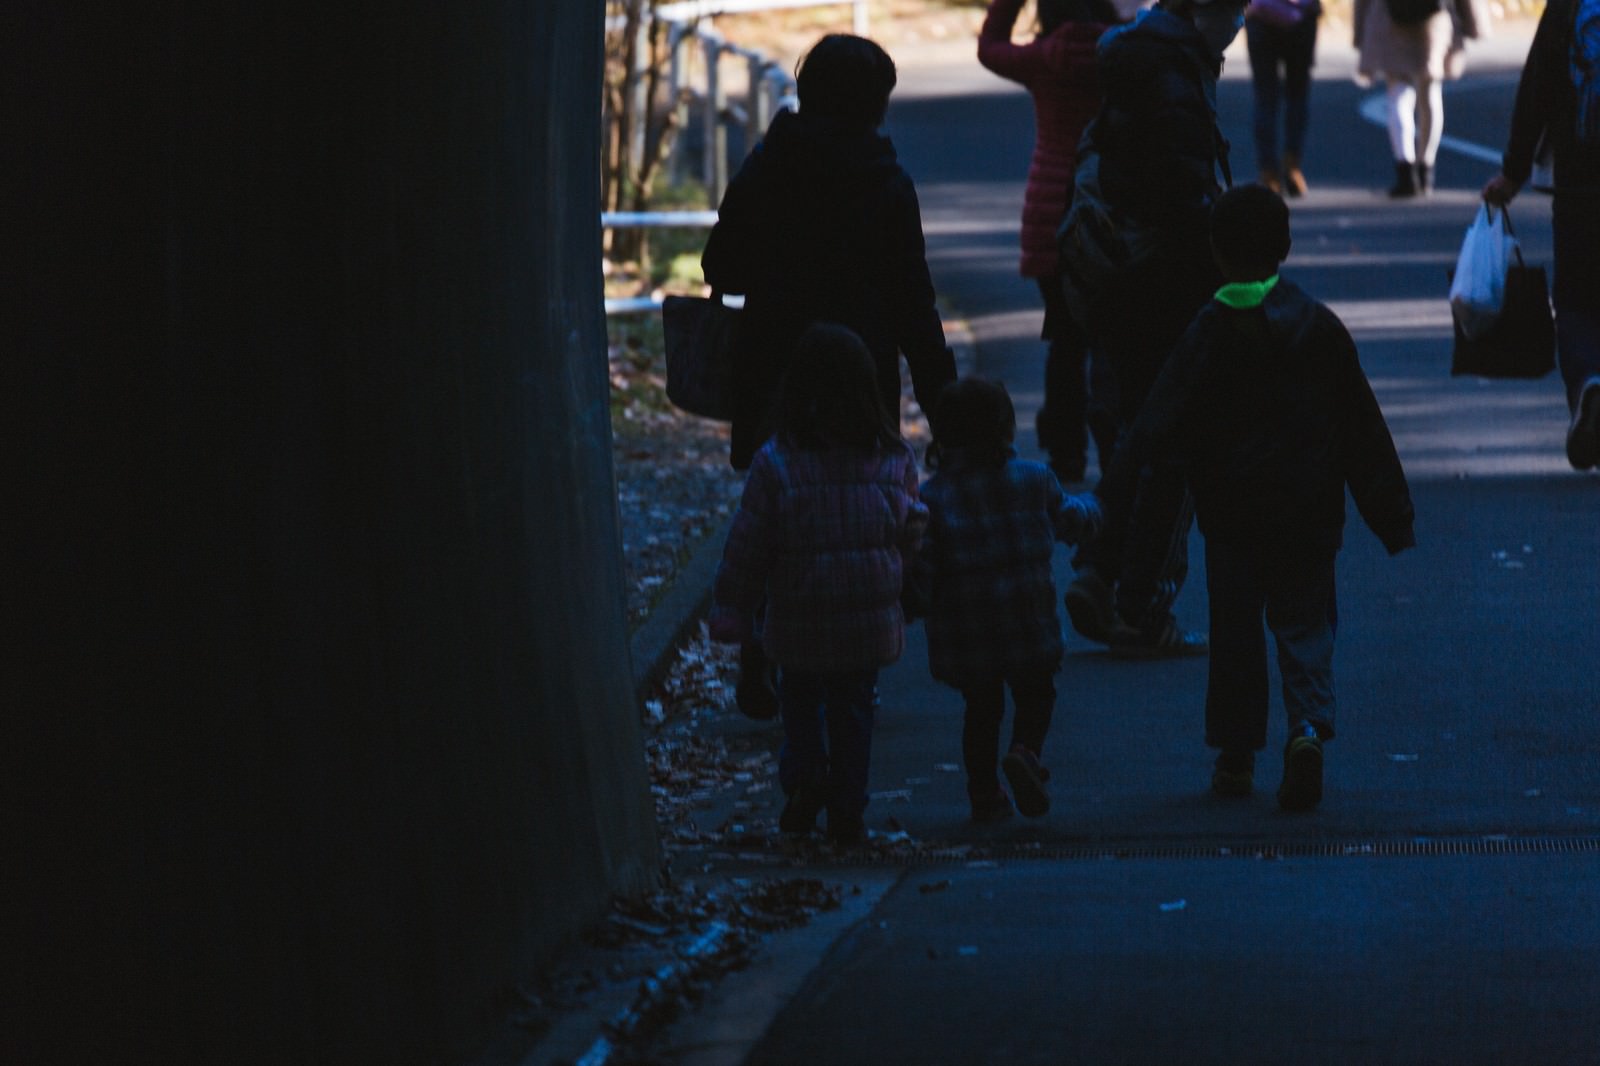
[795,34,897,130]
[778,322,899,451]
[1038,0,1122,33]
[1210,183,1292,279]
[932,377,1016,467]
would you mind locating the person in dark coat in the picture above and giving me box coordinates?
[913,378,1101,822]
[1061,0,1245,657]
[1097,185,1415,811]
[702,34,957,472]
[1482,0,1600,470]
[977,0,1121,482]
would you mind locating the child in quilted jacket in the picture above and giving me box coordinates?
[914,378,1102,821]
[711,323,927,845]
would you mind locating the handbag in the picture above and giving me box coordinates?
[1450,243,1555,379]
[661,292,739,421]
[1448,202,1516,341]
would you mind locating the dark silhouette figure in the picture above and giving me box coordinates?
[710,324,927,845]
[1482,0,1600,470]
[703,34,957,471]
[913,377,1100,822]
[1062,0,1247,656]
[977,0,1122,483]
[1244,0,1322,195]
[1098,184,1415,809]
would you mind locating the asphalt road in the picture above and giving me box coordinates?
[728,22,1600,1066]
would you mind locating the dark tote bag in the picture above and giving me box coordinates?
[661,293,739,421]
[1450,244,1556,379]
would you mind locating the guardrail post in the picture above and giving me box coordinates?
[667,23,690,183]
[746,54,767,158]
[702,35,728,205]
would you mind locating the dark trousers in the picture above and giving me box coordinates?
[1553,198,1600,411]
[1245,17,1318,171]
[1076,260,1211,632]
[1204,539,1338,752]
[1036,275,1118,478]
[958,667,1056,801]
[778,668,878,818]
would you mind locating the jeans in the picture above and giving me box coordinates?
[1552,197,1600,410]
[778,668,878,818]
[958,667,1056,802]
[1204,540,1338,752]
[1246,16,1318,170]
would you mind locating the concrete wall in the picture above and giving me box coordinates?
[3,4,658,1062]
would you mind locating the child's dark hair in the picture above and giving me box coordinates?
[1210,183,1292,280]
[795,34,897,130]
[778,322,899,452]
[1038,0,1122,33]
[932,377,1016,467]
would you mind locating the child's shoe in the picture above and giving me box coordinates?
[1277,726,1324,811]
[778,780,826,834]
[1566,376,1600,471]
[1000,744,1051,817]
[970,789,1015,823]
[1210,749,1254,797]
[826,808,864,846]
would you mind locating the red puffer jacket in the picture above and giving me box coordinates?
[978,0,1107,278]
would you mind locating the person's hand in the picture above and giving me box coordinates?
[1482,172,1521,206]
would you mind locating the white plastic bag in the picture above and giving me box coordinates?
[1449,203,1517,341]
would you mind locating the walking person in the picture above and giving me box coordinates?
[1353,0,1486,196]
[1244,0,1322,195]
[710,324,927,846]
[702,33,957,471]
[1058,0,1249,656]
[1098,185,1415,810]
[1482,0,1600,470]
[912,378,1101,822]
[977,0,1122,483]
[703,33,957,717]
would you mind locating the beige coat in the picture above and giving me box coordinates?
[1354,0,1486,83]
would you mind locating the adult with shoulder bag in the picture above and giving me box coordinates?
[1482,0,1600,470]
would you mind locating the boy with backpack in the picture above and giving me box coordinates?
[1097,184,1415,810]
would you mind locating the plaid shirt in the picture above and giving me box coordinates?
[916,451,1097,685]
[713,438,927,672]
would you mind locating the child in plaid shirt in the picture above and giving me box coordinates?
[914,378,1101,821]
[711,323,928,845]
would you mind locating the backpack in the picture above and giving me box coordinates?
[1055,132,1166,328]
[1384,0,1444,26]
[1056,94,1232,329]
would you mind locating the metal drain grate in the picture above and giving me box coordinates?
[743,834,1600,867]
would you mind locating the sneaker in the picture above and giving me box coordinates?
[1064,571,1118,644]
[970,789,1015,823]
[1107,618,1208,659]
[1566,377,1600,472]
[1000,745,1051,817]
[778,780,826,834]
[1277,732,1324,812]
[735,642,779,720]
[1210,749,1254,797]
[826,809,864,846]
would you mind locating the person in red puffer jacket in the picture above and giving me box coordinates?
[978,0,1124,484]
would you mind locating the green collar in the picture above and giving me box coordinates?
[1214,274,1280,309]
